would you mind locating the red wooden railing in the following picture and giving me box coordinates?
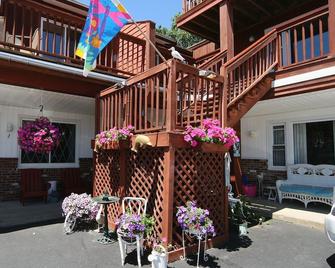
[182,0,205,13]
[198,49,227,74]
[277,7,329,68]
[224,29,278,106]
[99,60,224,133]
[0,0,146,76]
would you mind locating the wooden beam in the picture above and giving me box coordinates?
[220,1,234,60]
[245,0,272,16]
[328,0,335,55]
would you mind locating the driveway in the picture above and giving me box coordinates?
[0,219,333,268]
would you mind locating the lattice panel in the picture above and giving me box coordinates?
[126,148,165,239]
[94,150,121,224]
[173,148,226,246]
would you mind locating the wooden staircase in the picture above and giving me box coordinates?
[182,29,278,127]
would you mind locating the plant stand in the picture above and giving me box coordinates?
[181,230,208,268]
[92,195,120,245]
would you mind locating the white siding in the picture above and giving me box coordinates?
[241,88,335,170]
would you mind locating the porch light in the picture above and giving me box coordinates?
[248,130,257,138]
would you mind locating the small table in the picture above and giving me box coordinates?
[264,186,277,201]
[93,195,120,245]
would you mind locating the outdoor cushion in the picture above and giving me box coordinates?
[279,184,333,198]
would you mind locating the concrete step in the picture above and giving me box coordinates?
[272,208,326,230]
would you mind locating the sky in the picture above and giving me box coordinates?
[79,0,181,28]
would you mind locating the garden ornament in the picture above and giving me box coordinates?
[132,135,153,152]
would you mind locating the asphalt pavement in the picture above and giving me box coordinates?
[0,219,334,268]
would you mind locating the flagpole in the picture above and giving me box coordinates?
[112,0,168,64]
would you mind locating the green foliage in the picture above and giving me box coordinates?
[143,214,155,237]
[156,13,202,49]
[230,196,263,225]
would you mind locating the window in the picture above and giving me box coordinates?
[21,120,76,165]
[293,121,335,165]
[272,125,285,166]
[41,18,81,58]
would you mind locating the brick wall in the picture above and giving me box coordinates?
[0,158,20,201]
[0,158,93,201]
[240,159,286,186]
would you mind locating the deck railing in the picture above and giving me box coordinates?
[0,0,146,76]
[224,29,278,105]
[277,7,329,68]
[182,0,205,13]
[99,60,225,133]
[198,49,227,74]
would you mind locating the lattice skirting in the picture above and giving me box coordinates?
[279,191,332,208]
[93,144,228,254]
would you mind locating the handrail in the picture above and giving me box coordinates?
[198,49,227,70]
[224,29,277,69]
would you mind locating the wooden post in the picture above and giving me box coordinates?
[166,60,177,132]
[219,0,234,61]
[162,146,175,245]
[329,0,335,55]
[95,94,100,135]
[146,21,156,70]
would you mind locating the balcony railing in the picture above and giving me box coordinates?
[0,0,146,76]
[277,7,329,68]
[182,0,205,13]
[99,59,224,133]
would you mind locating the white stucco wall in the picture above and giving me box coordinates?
[0,84,95,168]
[0,104,94,159]
[241,88,335,170]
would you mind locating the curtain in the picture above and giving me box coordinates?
[293,123,307,164]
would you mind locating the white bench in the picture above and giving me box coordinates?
[276,164,335,208]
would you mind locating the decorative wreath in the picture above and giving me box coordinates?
[18,117,61,153]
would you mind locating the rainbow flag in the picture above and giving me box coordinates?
[76,0,131,76]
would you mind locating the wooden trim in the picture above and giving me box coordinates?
[176,0,224,28]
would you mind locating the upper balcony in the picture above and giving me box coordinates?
[177,0,328,45]
[0,0,147,78]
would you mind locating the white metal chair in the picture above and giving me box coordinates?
[325,203,335,244]
[117,197,147,267]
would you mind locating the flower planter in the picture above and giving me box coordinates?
[101,139,131,150]
[239,222,248,236]
[148,249,167,268]
[199,142,229,153]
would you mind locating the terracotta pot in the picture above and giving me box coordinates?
[199,142,229,153]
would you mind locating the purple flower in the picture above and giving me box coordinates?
[176,201,215,236]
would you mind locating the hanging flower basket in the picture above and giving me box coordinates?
[94,126,134,152]
[17,116,61,154]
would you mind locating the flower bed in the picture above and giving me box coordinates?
[17,117,61,153]
[183,119,239,150]
[94,125,134,151]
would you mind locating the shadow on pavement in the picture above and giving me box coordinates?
[224,234,253,252]
[326,253,335,267]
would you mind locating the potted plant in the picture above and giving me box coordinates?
[176,201,216,237]
[183,119,239,152]
[94,125,134,152]
[62,193,99,234]
[116,212,154,242]
[230,196,262,236]
[148,237,171,268]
